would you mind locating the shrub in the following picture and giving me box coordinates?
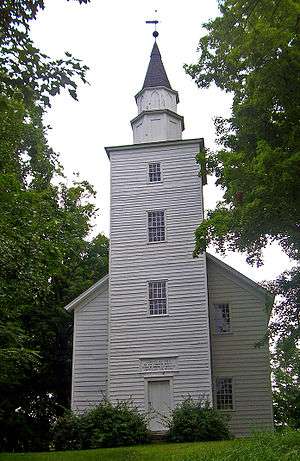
[51,411,82,451]
[168,396,231,442]
[80,400,150,449]
[51,399,150,450]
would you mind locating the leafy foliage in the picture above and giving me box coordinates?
[0,1,90,108]
[0,0,109,453]
[52,400,150,451]
[51,411,82,451]
[267,268,300,428]
[168,397,231,442]
[185,0,300,264]
[272,343,300,429]
[185,0,300,428]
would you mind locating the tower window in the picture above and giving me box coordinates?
[148,210,165,243]
[148,163,161,182]
[214,303,231,334]
[216,378,233,410]
[148,281,167,316]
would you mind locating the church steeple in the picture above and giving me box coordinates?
[131,37,184,144]
[142,41,172,90]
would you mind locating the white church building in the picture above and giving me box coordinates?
[65,36,274,437]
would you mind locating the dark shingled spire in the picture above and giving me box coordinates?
[142,41,172,90]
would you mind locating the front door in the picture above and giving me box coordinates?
[148,380,171,431]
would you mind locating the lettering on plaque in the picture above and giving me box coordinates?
[140,357,177,373]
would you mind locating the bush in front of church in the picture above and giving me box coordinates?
[167,396,231,442]
[51,411,82,451]
[80,399,150,448]
[52,399,150,450]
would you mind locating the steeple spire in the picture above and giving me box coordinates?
[131,31,184,144]
[142,41,172,90]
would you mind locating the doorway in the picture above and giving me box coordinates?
[147,380,171,431]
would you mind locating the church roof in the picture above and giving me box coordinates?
[64,274,109,312]
[206,253,272,303]
[64,254,273,313]
[142,41,172,90]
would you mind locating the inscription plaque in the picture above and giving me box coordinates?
[140,357,177,373]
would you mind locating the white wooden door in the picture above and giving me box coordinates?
[148,380,171,431]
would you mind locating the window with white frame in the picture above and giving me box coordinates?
[148,210,165,242]
[148,163,161,183]
[216,378,233,410]
[148,281,167,316]
[214,303,231,334]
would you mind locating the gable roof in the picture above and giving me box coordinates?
[64,274,109,312]
[142,41,172,90]
[206,253,272,302]
[64,255,273,313]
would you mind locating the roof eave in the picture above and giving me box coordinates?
[130,109,185,130]
[206,253,273,306]
[64,274,109,312]
[105,137,204,158]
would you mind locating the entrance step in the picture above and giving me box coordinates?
[150,431,168,442]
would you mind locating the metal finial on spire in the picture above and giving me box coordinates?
[146,10,159,39]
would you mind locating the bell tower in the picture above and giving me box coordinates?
[105,31,212,428]
[131,39,184,143]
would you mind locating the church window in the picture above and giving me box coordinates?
[216,378,233,410]
[214,303,231,334]
[148,281,167,316]
[148,163,161,182]
[148,210,165,242]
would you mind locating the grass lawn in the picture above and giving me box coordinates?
[0,431,299,461]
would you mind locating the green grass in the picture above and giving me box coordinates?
[1,431,300,461]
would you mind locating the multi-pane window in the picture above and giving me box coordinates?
[216,378,233,410]
[214,303,231,334]
[148,281,167,316]
[148,210,165,243]
[148,163,161,183]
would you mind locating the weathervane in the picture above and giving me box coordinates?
[146,10,159,39]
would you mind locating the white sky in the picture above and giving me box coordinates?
[30,0,292,283]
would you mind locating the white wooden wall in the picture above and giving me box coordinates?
[136,88,177,113]
[108,139,212,410]
[69,253,274,436]
[71,283,108,412]
[207,257,273,436]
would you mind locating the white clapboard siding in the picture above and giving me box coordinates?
[107,139,213,408]
[71,280,109,412]
[207,256,273,436]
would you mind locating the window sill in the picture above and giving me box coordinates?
[147,240,167,245]
[147,314,170,318]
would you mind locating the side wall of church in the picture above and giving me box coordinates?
[71,285,108,412]
[109,140,213,411]
[207,258,274,436]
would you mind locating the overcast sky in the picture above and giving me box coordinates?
[30,0,292,283]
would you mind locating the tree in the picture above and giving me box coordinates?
[185,0,300,264]
[185,0,300,426]
[0,0,90,107]
[268,269,300,428]
[0,0,109,452]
